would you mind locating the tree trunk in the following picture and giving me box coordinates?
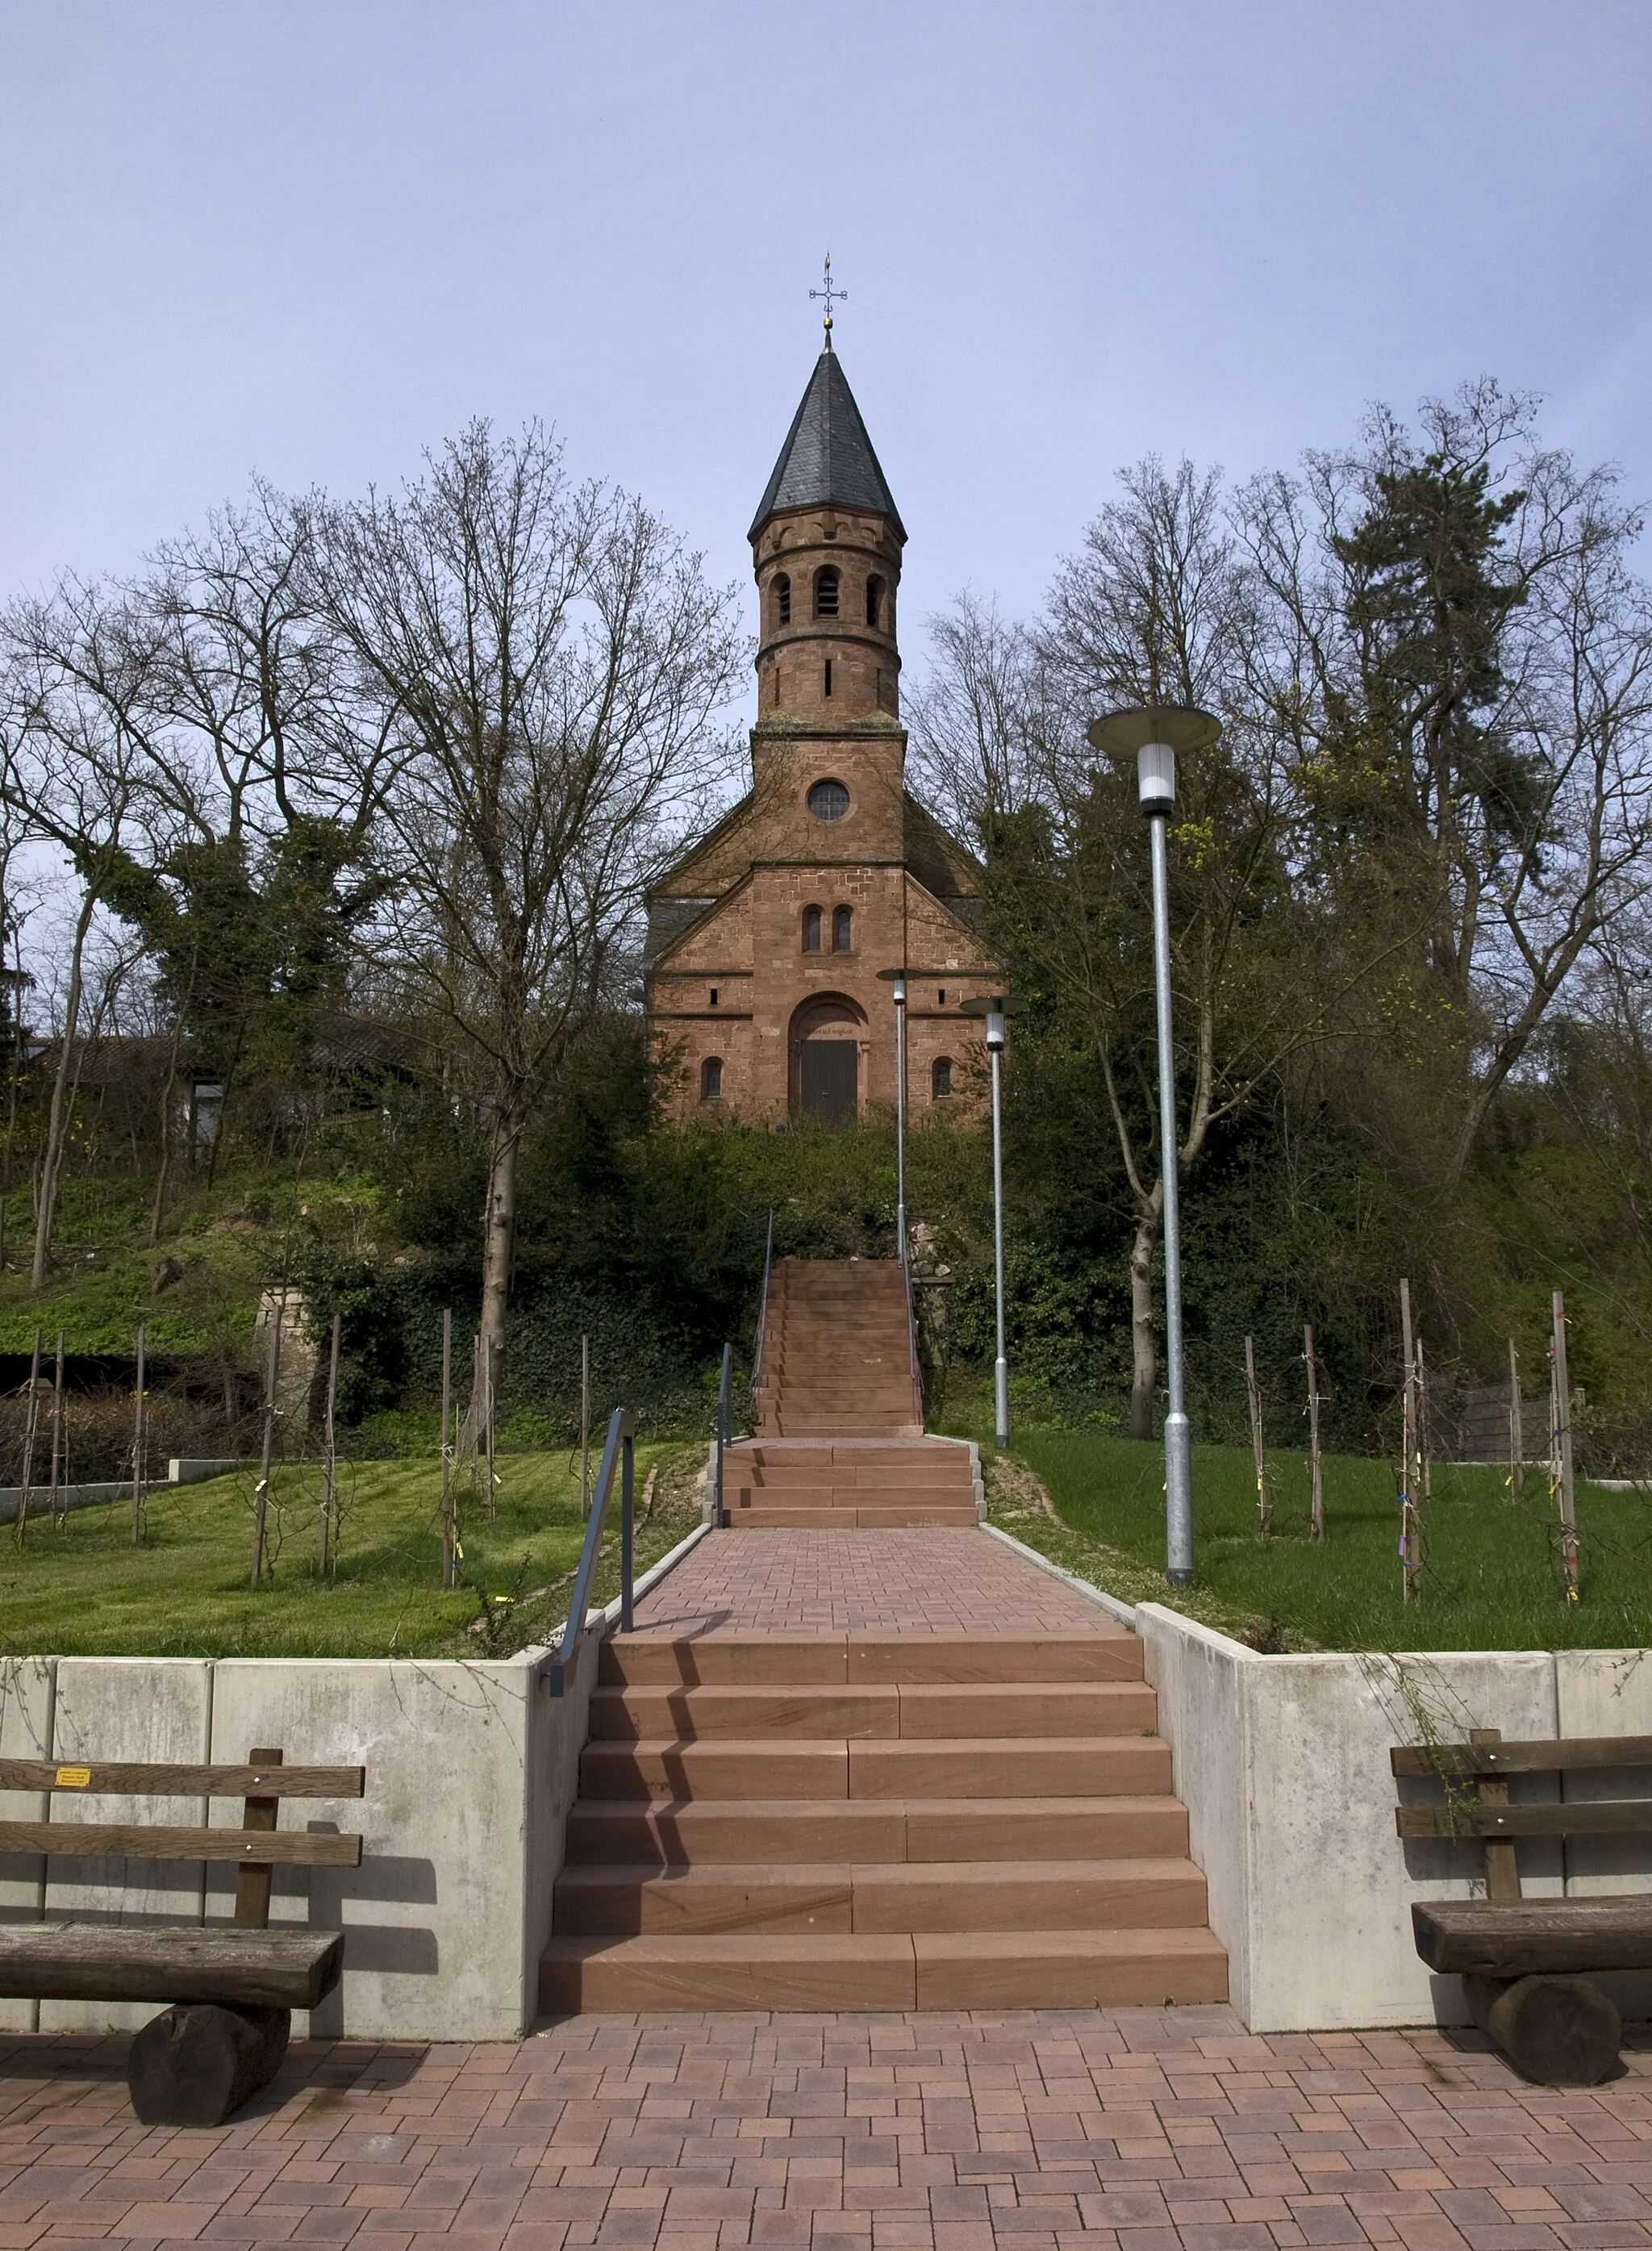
[148,1007,189,1247]
[458,1084,525,1453]
[31,884,96,1292]
[1128,1203,1160,1440]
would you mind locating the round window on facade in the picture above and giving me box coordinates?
[807,779,850,823]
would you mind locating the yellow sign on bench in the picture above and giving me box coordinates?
[54,1768,90,1789]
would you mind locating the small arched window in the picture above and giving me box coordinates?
[932,1057,953,1101]
[802,904,823,953]
[700,1056,723,1101]
[832,906,852,953]
[866,576,883,628]
[814,566,840,619]
[774,572,791,626]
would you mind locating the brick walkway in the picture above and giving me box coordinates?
[631,1532,1112,1639]
[2,2006,1649,2250]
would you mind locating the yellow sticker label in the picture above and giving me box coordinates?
[54,1766,90,1788]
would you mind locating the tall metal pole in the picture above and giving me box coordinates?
[1148,804,1192,1581]
[988,1021,1008,1451]
[894,978,907,1265]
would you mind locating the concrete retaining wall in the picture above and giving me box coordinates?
[0,1522,707,2043]
[1137,1604,1652,2032]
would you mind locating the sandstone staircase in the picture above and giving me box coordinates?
[754,1259,923,1437]
[721,1439,978,1528]
[540,1627,1228,2012]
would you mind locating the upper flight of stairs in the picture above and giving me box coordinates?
[722,1439,979,1528]
[755,1259,924,1437]
[539,1627,1229,2013]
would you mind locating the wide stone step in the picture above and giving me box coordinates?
[578,1736,1174,1800]
[586,1681,1157,1740]
[563,1794,1188,1865]
[553,1856,1208,1937]
[729,1503,977,1528]
[597,1632,1144,1688]
[539,1927,1229,2013]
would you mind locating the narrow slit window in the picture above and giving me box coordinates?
[774,572,791,626]
[709,988,719,1008]
[802,905,823,953]
[866,576,883,628]
[832,906,852,953]
[938,988,946,1005]
[932,1057,953,1101]
[701,1057,723,1101]
[814,566,839,618]
[824,658,832,697]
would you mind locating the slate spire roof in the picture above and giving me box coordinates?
[749,349,905,543]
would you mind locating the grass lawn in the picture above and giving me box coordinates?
[0,1445,703,1660]
[1002,1430,1652,1652]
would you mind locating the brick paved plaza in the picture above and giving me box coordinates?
[2,2006,1648,2251]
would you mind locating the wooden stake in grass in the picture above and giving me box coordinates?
[1508,1337,1525,1501]
[250,1302,282,1589]
[579,1334,590,1523]
[1400,1279,1421,1602]
[48,1331,63,1528]
[1244,1335,1270,1539]
[13,1326,41,1549]
[484,1335,498,1522]
[1550,1288,1580,1603]
[1304,1324,1325,1542]
[440,1309,457,1590]
[1416,1336,1433,1510]
[130,1323,148,1546]
[319,1312,340,1581]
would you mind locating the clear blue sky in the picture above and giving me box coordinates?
[2,2,1648,647]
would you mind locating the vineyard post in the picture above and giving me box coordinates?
[130,1322,148,1546]
[13,1326,40,1548]
[1304,1324,1325,1542]
[1551,1289,1580,1602]
[250,1303,282,1587]
[1245,1335,1270,1538]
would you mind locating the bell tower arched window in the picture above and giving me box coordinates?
[802,905,823,953]
[832,906,852,953]
[866,576,883,628]
[701,1057,723,1101]
[814,566,839,619]
[774,572,791,626]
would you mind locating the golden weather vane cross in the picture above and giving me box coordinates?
[810,253,847,344]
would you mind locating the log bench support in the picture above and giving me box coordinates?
[1395,1725,1652,2086]
[0,1747,364,2126]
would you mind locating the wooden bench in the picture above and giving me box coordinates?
[1393,1726,1652,2085]
[0,1747,364,2124]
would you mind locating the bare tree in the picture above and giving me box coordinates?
[2,584,154,1285]
[314,421,744,1406]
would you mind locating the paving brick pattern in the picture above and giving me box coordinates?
[2,2005,1648,2251]
[630,1532,1111,1639]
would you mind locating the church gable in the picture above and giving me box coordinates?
[654,877,754,974]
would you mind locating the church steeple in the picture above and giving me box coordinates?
[749,350,906,544]
[749,350,905,728]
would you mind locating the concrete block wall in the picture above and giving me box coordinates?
[1137,1605,1652,2032]
[0,1629,606,2044]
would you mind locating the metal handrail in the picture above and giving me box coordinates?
[750,1208,774,1425]
[543,1405,636,1696]
[715,1342,732,1528]
[900,1225,924,1429]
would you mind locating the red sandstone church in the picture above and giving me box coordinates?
[645,340,1002,1125]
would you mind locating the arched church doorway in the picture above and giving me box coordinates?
[790,993,866,1126]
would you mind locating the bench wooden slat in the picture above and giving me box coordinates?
[0,1760,364,1799]
[1398,1802,1652,1840]
[0,1922,344,2009]
[0,1821,362,1867]
[1413,1898,1652,1976]
[1391,1736,1652,1780]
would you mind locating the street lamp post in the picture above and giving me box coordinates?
[875,968,909,1267]
[1086,705,1221,1585]
[962,993,1017,1451]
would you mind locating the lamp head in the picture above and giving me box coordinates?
[875,967,909,1005]
[1085,705,1220,820]
[961,993,1017,1051]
